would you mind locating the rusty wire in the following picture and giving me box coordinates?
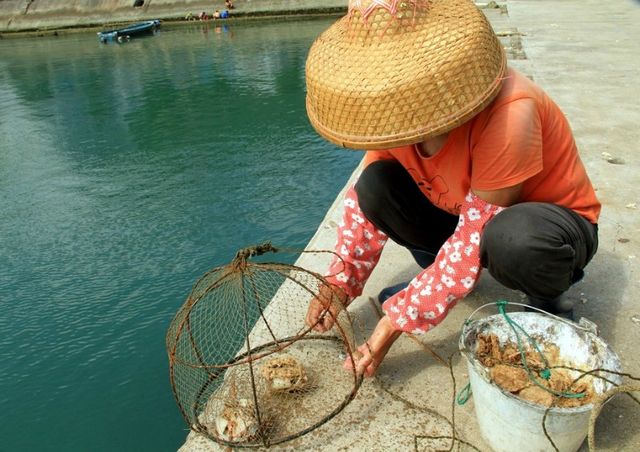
[166,243,362,448]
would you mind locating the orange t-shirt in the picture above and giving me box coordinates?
[363,68,601,224]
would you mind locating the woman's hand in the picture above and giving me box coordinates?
[305,284,347,333]
[344,316,402,377]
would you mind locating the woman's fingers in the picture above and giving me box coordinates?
[342,317,402,377]
[305,300,323,331]
[305,298,335,332]
[320,312,335,331]
[305,284,346,332]
[343,344,376,376]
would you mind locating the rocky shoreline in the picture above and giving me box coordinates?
[0,0,346,34]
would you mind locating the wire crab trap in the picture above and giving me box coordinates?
[166,243,363,448]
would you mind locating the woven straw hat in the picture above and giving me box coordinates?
[305,0,507,150]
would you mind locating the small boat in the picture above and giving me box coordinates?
[98,19,161,43]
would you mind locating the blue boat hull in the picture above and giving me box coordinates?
[98,19,161,43]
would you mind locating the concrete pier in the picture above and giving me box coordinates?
[179,0,640,450]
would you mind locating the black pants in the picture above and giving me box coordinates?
[355,160,598,301]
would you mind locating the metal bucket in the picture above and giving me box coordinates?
[459,311,622,452]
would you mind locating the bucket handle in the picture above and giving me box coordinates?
[463,301,598,336]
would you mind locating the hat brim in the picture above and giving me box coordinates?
[305,0,507,150]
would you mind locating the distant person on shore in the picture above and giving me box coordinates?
[213,10,221,19]
[199,11,209,20]
[225,0,235,9]
[304,0,600,377]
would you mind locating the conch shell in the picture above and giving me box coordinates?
[260,355,308,393]
[215,398,259,442]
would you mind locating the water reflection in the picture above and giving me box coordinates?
[0,17,359,452]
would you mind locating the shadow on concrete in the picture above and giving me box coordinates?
[569,249,627,338]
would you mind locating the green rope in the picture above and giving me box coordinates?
[496,300,585,399]
[456,383,472,405]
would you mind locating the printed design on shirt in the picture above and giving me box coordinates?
[406,167,461,214]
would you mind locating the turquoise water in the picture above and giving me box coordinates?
[0,19,359,451]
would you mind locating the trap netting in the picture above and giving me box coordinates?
[166,243,362,448]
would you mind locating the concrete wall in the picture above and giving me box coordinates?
[0,0,346,32]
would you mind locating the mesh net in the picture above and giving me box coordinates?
[166,243,362,448]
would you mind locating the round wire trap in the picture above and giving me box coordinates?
[166,243,362,448]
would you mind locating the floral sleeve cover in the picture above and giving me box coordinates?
[324,185,504,334]
[382,192,504,333]
[324,185,389,299]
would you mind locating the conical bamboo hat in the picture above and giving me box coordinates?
[305,0,507,150]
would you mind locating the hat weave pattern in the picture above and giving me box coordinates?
[305,0,507,150]
[348,0,430,25]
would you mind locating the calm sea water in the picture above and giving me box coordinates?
[0,18,359,451]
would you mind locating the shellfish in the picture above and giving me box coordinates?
[260,354,308,393]
[215,398,260,442]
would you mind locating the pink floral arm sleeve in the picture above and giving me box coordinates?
[324,185,388,300]
[382,192,504,334]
